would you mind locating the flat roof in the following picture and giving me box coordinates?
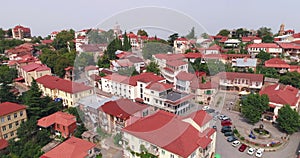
[161,91,189,102]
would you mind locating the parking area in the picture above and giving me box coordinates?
[205,91,300,158]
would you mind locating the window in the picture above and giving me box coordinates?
[15,121,19,126]
[1,117,4,123]
[2,126,6,131]
[10,131,14,137]
[190,152,196,158]
[14,113,17,118]
[170,154,174,158]
[57,124,60,129]
[142,110,148,117]
[21,119,25,123]
[9,124,12,129]
[63,126,65,131]
[3,134,8,139]
[20,111,23,117]
[161,150,165,155]
[7,115,11,121]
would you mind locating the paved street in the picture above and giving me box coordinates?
[212,91,300,158]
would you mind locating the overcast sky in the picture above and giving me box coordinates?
[1,0,299,38]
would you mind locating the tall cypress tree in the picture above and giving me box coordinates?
[122,31,131,51]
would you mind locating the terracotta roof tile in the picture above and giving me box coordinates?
[0,102,26,116]
[37,111,76,127]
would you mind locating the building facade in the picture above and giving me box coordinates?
[0,102,27,140]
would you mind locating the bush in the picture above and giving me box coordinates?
[241,137,245,141]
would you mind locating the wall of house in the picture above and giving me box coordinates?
[0,109,27,140]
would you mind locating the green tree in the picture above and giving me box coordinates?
[142,42,172,60]
[0,84,18,103]
[0,28,5,39]
[241,94,269,124]
[104,37,123,60]
[52,29,75,50]
[256,50,271,64]
[262,35,274,43]
[0,39,24,54]
[74,124,87,138]
[167,33,179,47]
[186,27,196,39]
[279,71,300,88]
[122,32,132,51]
[201,32,210,39]
[277,105,300,134]
[257,27,272,38]
[21,79,62,119]
[75,52,96,68]
[137,29,148,37]
[217,29,230,37]
[0,65,17,84]
[97,55,110,68]
[256,65,279,78]
[146,61,160,75]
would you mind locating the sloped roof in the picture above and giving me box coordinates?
[145,82,174,92]
[98,99,148,120]
[176,71,197,81]
[216,72,264,82]
[0,139,8,150]
[0,102,26,116]
[265,58,290,68]
[259,84,299,106]
[247,43,280,48]
[36,75,93,94]
[123,110,213,158]
[40,137,95,158]
[21,63,51,72]
[37,111,76,127]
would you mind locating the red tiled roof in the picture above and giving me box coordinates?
[206,44,221,50]
[103,73,164,86]
[216,72,264,82]
[265,58,290,68]
[241,36,261,42]
[37,111,76,127]
[89,74,102,81]
[126,56,144,63]
[292,33,300,38]
[13,25,30,33]
[163,67,174,73]
[176,71,196,81]
[198,81,218,89]
[219,37,228,43]
[202,54,227,60]
[260,84,299,106]
[291,40,300,45]
[166,60,187,67]
[278,43,300,49]
[145,82,173,92]
[0,139,8,150]
[0,102,26,116]
[64,66,73,71]
[289,65,300,73]
[21,63,51,72]
[40,137,95,158]
[176,37,188,41]
[36,75,93,94]
[247,43,279,48]
[186,110,212,126]
[116,51,133,59]
[123,110,213,157]
[184,53,202,59]
[98,99,148,120]
[153,54,185,61]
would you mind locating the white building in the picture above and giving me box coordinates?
[123,110,216,158]
[247,43,283,57]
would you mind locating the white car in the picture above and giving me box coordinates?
[218,115,226,120]
[247,147,256,155]
[255,148,264,157]
[222,116,230,121]
[232,140,240,147]
[202,106,209,111]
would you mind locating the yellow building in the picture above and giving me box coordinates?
[0,102,27,140]
[20,63,51,86]
[36,75,94,107]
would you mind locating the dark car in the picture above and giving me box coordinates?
[224,132,234,137]
[227,136,238,142]
[238,144,247,152]
[221,128,232,133]
[221,120,232,126]
[221,126,231,130]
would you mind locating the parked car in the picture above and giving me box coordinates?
[218,115,226,120]
[202,106,209,111]
[222,116,231,121]
[221,126,231,130]
[212,125,217,130]
[232,140,240,147]
[224,132,234,137]
[221,120,232,126]
[227,136,237,142]
[247,147,256,155]
[221,128,232,133]
[255,148,264,157]
[238,144,247,152]
[206,108,215,113]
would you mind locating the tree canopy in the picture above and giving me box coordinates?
[277,105,300,134]
[241,93,269,124]
[217,29,230,37]
[137,29,148,37]
[142,42,172,60]
[186,27,196,39]
[146,61,160,75]
[279,71,300,88]
[88,29,114,44]
[256,50,271,64]
[167,33,179,47]
[52,29,75,51]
